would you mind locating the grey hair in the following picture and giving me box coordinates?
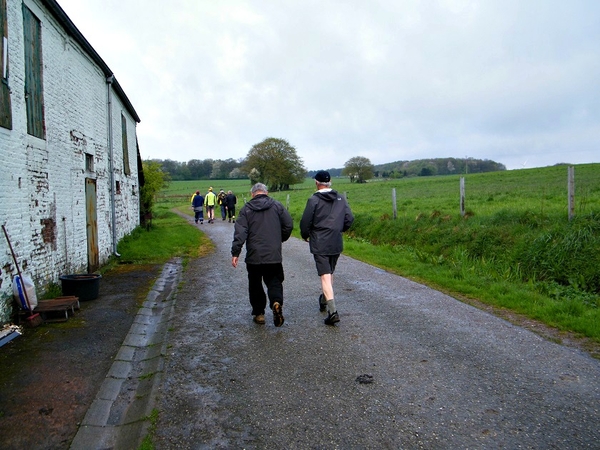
[317,181,332,188]
[251,183,268,195]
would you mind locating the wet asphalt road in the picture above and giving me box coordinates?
[153,215,600,449]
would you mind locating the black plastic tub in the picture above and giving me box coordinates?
[59,274,102,301]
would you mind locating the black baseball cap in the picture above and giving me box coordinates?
[314,170,331,183]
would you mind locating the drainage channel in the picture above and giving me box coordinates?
[70,258,182,450]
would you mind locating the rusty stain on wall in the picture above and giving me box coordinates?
[40,218,55,245]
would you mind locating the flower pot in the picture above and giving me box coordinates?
[59,274,102,301]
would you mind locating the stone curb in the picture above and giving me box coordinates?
[70,259,182,450]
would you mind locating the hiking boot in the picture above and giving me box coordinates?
[318,294,327,312]
[253,314,265,324]
[324,311,340,326]
[273,302,284,327]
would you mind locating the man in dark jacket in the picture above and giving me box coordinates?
[225,190,237,223]
[300,171,354,325]
[191,190,204,224]
[231,183,293,326]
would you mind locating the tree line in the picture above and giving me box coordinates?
[374,158,506,178]
[146,137,506,190]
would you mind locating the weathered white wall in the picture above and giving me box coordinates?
[0,0,140,324]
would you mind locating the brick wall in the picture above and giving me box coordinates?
[0,0,141,324]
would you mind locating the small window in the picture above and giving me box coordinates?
[85,153,94,172]
[121,114,131,175]
[115,180,121,194]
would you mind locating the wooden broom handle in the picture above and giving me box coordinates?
[2,225,34,313]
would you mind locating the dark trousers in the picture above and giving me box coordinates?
[220,205,227,219]
[246,263,284,315]
[227,207,236,220]
[194,209,204,222]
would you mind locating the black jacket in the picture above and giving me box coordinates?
[300,189,354,255]
[231,194,293,264]
[225,193,237,209]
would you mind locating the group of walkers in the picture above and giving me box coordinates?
[231,171,354,328]
[191,187,237,224]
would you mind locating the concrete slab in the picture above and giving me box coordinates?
[69,258,181,447]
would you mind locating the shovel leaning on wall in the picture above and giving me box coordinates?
[2,224,43,327]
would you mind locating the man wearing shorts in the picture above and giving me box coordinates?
[300,171,354,325]
[204,187,217,223]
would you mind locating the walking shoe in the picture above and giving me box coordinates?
[253,314,265,324]
[324,311,340,325]
[318,294,327,312]
[273,302,284,327]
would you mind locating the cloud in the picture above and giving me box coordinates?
[57,0,600,170]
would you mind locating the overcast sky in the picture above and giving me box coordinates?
[56,0,599,171]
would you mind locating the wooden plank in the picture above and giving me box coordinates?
[34,296,80,322]
[36,296,80,311]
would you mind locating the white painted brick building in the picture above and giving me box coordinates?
[0,0,142,324]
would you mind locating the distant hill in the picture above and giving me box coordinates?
[308,158,506,179]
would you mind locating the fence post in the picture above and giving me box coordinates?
[392,188,397,219]
[286,194,290,210]
[568,166,575,221]
[460,177,465,216]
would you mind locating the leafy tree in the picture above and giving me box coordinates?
[211,160,222,179]
[242,138,306,190]
[342,156,374,183]
[219,158,241,179]
[229,167,244,179]
[157,159,185,180]
[188,159,210,179]
[140,160,170,227]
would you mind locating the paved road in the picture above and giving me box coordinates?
[152,215,600,449]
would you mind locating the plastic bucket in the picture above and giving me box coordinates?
[59,274,102,301]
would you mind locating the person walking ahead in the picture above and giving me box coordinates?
[191,190,204,224]
[204,187,217,223]
[231,183,293,327]
[225,190,237,223]
[218,189,228,221]
[300,170,354,325]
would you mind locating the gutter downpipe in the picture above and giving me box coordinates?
[106,75,120,257]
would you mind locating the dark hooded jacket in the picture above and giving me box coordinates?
[231,194,293,264]
[300,189,354,255]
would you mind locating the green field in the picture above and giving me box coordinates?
[157,163,600,342]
